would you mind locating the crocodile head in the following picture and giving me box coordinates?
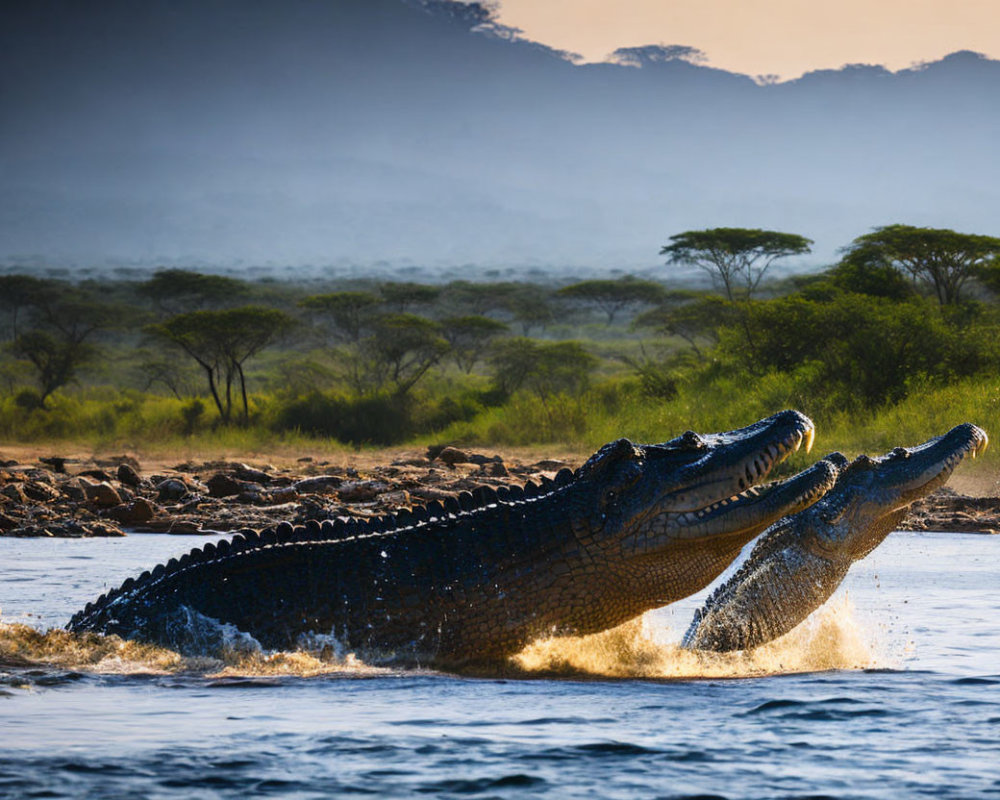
[566,410,839,608]
[682,423,988,652]
[812,422,989,560]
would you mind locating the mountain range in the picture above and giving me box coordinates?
[2,0,998,277]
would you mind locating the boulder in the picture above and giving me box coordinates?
[78,478,122,508]
[233,463,271,484]
[109,497,158,525]
[436,446,471,466]
[206,473,246,498]
[116,463,143,487]
[156,478,189,502]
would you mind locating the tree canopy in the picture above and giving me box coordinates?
[556,276,665,323]
[841,224,1000,305]
[148,306,293,423]
[138,269,249,314]
[661,228,813,301]
[298,291,382,343]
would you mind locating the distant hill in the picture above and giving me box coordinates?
[2,0,998,276]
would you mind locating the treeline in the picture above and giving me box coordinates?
[1,223,999,448]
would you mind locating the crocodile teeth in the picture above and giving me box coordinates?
[803,427,815,453]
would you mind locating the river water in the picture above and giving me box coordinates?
[2,531,999,799]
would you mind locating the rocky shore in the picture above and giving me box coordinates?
[1,448,997,537]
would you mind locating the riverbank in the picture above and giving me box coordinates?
[1,445,996,537]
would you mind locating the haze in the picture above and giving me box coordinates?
[1,0,998,276]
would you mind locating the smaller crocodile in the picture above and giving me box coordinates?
[682,423,988,652]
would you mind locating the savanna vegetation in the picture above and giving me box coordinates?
[2,224,1000,474]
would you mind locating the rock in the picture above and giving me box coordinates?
[97,454,141,471]
[236,489,263,504]
[408,486,459,502]
[22,481,61,502]
[39,456,68,473]
[206,473,246,498]
[78,478,122,508]
[483,461,509,477]
[392,456,432,467]
[233,463,271,484]
[156,478,189,502]
[77,469,114,483]
[532,459,568,470]
[85,521,126,537]
[0,483,28,503]
[269,486,300,504]
[60,481,86,502]
[0,512,20,531]
[169,519,203,534]
[293,475,343,494]
[108,498,158,525]
[466,452,503,466]
[378,489,411,507]
[116,463,143,487]
[435,446,471,466]
[338,480,389,503]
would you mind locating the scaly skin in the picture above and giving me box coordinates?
[683,423,988,652]
[67,410,837,667]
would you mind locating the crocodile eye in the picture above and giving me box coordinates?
[681,431,706,450]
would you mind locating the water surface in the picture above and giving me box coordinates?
[2,531,999,798]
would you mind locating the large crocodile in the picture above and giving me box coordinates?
[682,423,988,652]
[68,410,836,667]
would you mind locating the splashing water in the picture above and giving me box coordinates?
[0,619,394,679]
[2,594,886,681]
[513,595,887,679]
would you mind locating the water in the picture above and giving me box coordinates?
[2,531,999,799]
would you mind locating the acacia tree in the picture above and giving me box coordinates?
[556,276,665,324]
[633,292,736,358]
[8,285,126,407]
[842,225,1000,305]
[138,269,249,315]
[0,275,58,340]
[489,338,596,400]
[379,282,440,312]
[359,313,449,395]
[148,306,294,424]
[441,315,508,373]
[661,228,813,301]
[298,291,382,343]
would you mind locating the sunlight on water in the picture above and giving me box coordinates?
[0,621,392,678]
[2,593,888,681]
[513,595,887,679]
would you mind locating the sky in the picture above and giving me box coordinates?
[494,0,1000,79]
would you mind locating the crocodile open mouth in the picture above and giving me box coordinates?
[671,457,839,539]
[665,411,817,513]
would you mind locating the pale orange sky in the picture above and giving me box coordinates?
[494,0,1000,79]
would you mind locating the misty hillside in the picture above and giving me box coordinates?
[2,0,998,275]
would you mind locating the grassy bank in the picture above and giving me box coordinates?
[3,376,997,489]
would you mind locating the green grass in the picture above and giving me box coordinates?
[2,375,998,482]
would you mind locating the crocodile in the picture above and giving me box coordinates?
[67,410,836,667]
[682,423,988,652]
